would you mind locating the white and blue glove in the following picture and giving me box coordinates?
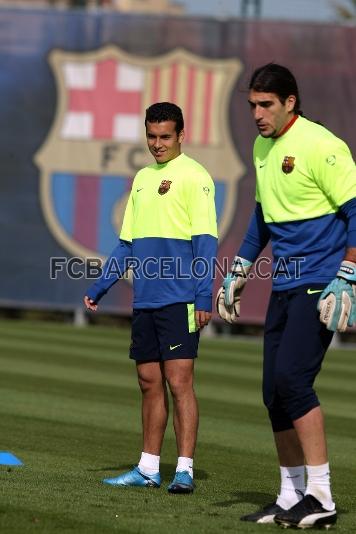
[318,260,356,332]
[216,256,252,324]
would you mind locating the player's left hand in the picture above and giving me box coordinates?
[195,310,212,329]
[318,260,356,332]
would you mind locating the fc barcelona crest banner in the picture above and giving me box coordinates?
[1,8,355,322]
[35,47,244,261]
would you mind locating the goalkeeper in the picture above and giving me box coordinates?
[217,63,356,529]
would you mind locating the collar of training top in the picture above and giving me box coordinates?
[275,114,299,138]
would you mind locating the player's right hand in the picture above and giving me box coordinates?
[216,276,243,324]
[84,296,98,311]
[216,285,237,323]
[216,256,252,324]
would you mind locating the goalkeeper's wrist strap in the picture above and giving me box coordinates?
[230,256,253,277]
[337,260,356,283]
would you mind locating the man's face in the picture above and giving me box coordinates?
[248,90,296,138]
[146,120,184,164]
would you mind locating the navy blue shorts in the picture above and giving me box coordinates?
[129,302,200,362]
[263,284,334,432]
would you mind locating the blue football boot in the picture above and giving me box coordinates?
[167,471,194,494]
[103,466,161,487]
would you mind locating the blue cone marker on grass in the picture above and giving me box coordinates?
[0,451,24,466]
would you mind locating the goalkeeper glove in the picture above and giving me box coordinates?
[216,256,252,324]
[318,260,356,332]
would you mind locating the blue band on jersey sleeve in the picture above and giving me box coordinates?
[339,197,356,247]
[192,234,218,312]
[86,239,132,303]
[194,295,213,311]
[238,203,270,262]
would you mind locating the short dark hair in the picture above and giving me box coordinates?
[249,63,301,114]
[145,102,184,135]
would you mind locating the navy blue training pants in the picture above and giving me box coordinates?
[263,284,334,432]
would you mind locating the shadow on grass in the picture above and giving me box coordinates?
[213,491,275,508]
[88,463,208,480]
[214,492,348,518]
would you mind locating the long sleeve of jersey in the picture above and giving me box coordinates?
[85,192,133,303]
[191,234,218,310]
[311,136,356,248]
[238,202,270,262]
[188,174,218,311]
[339,197,356,247]
[311,137,356,208]
[85,239,132,303]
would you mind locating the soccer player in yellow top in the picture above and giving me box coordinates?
[217,64,356,528]
[84,102,217,493]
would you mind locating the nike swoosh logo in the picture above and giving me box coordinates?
[307,288,323,295]
[136,188,144,192]
[259,164,266,168]
[170,344,182,351]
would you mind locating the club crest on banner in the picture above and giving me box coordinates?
[35,47,244,261]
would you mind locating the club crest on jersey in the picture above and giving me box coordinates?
[282,156,295,174]
[34,46,244,261]
[158,180,172,195]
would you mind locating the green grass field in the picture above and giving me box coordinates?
[0,319,355,533]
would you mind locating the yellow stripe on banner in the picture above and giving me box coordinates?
[175,63,188,116]
[209,70,225,145]
[158,66,171,102]
[187,303,197,333]
[191,68,206,145]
